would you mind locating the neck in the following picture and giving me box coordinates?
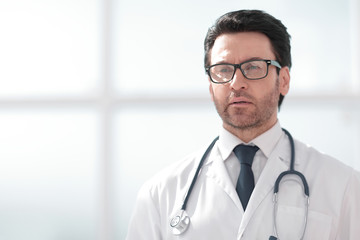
[224,119,278,143]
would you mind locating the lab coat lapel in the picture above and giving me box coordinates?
[205,149,244,212]
[238,138,290,235]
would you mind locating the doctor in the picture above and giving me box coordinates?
[126,10,360,239]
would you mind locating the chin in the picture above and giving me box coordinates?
[225,117,261,131]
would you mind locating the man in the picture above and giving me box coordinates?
[126,10,360,239]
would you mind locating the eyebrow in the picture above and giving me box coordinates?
[210,57,266,66]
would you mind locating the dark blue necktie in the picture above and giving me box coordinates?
[233,145,259,210]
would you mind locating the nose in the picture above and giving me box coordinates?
[230,68,248,90]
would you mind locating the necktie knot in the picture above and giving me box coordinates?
[233,144,259,166]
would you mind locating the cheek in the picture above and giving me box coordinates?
[210,85,228,102]
[210,84,224,100]
[254,81,279,102]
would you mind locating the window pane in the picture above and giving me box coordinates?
[113,103,220,239]
[0,0,101,98]
[0,109,100,240]
[286,1,354,94]
[112,0,357,96]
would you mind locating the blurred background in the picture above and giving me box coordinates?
[0,0,359,239]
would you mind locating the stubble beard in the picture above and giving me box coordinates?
[212,79,280,132]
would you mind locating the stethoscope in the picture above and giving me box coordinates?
[170,129,310,239]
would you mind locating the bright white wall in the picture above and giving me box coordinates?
[0,0,359,239]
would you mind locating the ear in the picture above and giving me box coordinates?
[278,66,290,96]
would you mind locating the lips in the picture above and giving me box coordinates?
[230,97,252,105]
[232,101,251,104]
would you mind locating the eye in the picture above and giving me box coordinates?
[211,65,234,76]
[248,65,260,70]
[244,63,262,71]
[218,65,233,73]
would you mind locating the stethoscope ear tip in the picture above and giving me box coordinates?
[269,236,278,240]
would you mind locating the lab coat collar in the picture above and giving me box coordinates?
[205,148,244,211]
[217,121,283,161]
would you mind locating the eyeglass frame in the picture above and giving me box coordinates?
[205,59,282,84]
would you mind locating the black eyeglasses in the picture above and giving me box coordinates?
[205,59,281,84]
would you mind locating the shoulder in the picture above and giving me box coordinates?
[291,138,360,219]
[294,138,353,174]
[138,145,207,200]
[292,138,359,195]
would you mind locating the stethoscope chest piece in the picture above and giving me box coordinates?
[170,210,190,235]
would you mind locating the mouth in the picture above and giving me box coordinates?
[229,101,253,109]
[230,97,253,105]
[231,101,251,104]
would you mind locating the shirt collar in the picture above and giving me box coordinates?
[218,121,283,161]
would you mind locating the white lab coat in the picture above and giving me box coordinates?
[126,134,360,239]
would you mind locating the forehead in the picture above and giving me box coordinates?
[210,32,275,64]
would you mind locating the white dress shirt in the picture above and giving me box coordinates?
[218,121,282,187]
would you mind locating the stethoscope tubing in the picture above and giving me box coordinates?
[171,129,310,238]
[181,136,219,211]
[271,129,310,240]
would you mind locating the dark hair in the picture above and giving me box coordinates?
[204,10,291,108]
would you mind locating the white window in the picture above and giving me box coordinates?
[0,0,359,239]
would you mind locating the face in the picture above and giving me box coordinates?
[208,32,290,137]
